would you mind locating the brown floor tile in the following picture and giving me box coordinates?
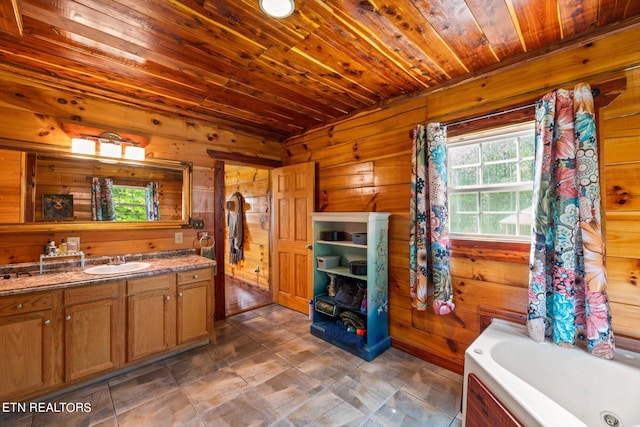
[368,390,454,427]
[401,367,463,417]
[116,389,201,427]
[254,367,324,416]
[181,366,249,414]
[108,364,179,415]
[200,388,280,426]
[284,390,367,427]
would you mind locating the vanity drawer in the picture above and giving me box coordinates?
[0,292,53,317]
[177,268,212,285]
[64,282,119,305]
[127,274,174,294]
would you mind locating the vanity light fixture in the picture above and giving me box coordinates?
[259,0,294,18]
[124,145,145,161]
[99,141,122,158]
[71,138,96,155]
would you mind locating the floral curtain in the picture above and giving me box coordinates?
[410,123,455,315]
[146,182,161,221]
[91,177,116,221]
[527,83,614,358]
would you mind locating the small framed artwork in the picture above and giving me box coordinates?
[43,194,74,219]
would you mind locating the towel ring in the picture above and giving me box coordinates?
[198,234,214,249]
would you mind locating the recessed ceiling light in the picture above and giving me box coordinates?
[260,0,294,18]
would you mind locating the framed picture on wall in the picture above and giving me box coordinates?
[43,194,74,219]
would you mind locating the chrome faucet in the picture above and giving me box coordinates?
[109,255,126,265]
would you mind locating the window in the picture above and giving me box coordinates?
[112,185,148,221]
[447,122,534,240]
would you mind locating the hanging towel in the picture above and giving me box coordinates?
[199,234,215,260]
[227,192,244,264]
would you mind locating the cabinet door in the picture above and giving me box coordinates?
[64,299,119,381]
[0,310,54,400]
[127,289,175,361]
[177,281,209,344]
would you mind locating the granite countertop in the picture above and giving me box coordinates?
[0,250,216,297]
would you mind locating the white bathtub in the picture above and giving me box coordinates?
[462,319,640,427]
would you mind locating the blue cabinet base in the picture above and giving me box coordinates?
[310,321,391,362]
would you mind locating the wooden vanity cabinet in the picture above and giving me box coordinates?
[0,292,55,401]
[177,268,213,344]
[63,282,122,382]
[126,273,177,361]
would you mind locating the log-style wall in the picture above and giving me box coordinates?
[224,164,270,291]
[282,27,640,373]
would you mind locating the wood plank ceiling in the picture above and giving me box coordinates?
[0,0,639,141]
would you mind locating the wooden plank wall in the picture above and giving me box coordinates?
[0,149,22,223]
[602,70,640,340]
[224,165,270,290]
[282,27,640,373]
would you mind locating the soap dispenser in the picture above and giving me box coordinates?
[44,239,52,255]
[60,239,68,255]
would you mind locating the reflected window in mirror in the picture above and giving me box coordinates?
[112,184,160,222]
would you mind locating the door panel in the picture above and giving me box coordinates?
[271,162,315,313]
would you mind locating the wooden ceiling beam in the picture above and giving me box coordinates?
[0,0,22,36]
[206,149,282,168]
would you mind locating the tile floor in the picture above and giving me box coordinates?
[1,304,464,427]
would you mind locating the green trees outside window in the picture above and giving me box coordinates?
[112,186,148,221]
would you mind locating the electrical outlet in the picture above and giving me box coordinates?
[174,232,183,244]
[192,219,204,229]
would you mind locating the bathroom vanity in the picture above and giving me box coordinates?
[0,253,215,402]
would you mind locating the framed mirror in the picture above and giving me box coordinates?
[0,141,192,232]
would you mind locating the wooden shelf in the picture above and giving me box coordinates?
[311,212,390,361]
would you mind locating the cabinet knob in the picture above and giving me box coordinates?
[66,315,72,321]
[16,303,23,310]
[178,292,183,297]
[193,274,198,279]
[165,295,170,301]
[44,319,51,325]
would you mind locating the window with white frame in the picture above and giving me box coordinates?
[447,122,534,240]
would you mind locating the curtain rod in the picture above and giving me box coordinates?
[442,87,600,128]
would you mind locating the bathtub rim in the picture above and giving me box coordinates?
[462,319,587,427]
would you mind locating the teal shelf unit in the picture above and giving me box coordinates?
[310,212,390,361]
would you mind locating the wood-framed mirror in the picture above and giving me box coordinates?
[0,140,192,232]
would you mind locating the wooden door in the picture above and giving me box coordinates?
[271,162,315,313]
[0,310,54,400]
[64,299,119,381]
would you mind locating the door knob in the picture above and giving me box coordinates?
[306,243,312,250]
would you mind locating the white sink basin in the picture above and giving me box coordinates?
[84,262,151,275]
